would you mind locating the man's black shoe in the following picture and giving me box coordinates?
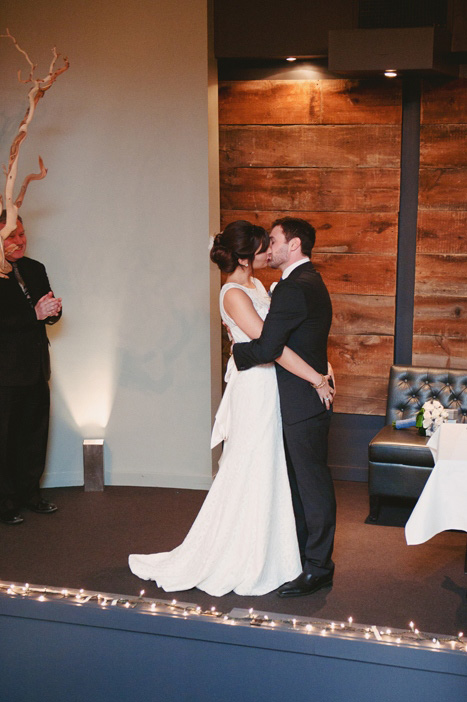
[277,571,333,598]
[26,500,58,514]
[0,510,24,525]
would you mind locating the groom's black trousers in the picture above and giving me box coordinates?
[283,408,336,577]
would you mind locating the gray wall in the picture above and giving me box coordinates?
[1,0,218,489]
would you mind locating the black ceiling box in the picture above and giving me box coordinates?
[328,26,458,76]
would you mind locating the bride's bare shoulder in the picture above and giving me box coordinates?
[223,286,255,316]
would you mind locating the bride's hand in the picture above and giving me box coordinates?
[317,375,334,409]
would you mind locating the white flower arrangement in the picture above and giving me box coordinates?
[420,399,449,436]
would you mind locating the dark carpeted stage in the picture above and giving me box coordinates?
[2,480,466,637]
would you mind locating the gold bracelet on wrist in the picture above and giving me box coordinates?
[311,374,326,389]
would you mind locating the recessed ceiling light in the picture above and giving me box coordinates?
[384,69,397,78]
[286,57,297,62]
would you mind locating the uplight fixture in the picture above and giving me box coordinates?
[83,439,104,491]
[384,69,397,78]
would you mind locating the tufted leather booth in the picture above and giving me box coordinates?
[366,365,467,523]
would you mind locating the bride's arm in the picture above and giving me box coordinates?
[223,289,334,404]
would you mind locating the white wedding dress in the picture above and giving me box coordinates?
[128,278,301,596]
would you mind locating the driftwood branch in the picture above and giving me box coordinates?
[14,156,48,209]
[0,29,69,277]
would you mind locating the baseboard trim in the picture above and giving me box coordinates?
[42,472,83,488]
[41,471,213,491]
[105,472,213,491]
[330,464,368,483]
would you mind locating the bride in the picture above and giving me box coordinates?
[129,220,334,597]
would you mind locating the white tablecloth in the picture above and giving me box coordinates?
[405,423,467,545]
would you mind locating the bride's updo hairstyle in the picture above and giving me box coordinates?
[210,220,269,273]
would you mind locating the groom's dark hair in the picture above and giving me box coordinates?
[272,217,315,257]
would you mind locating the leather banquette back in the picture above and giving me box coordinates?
[386,365,467,425]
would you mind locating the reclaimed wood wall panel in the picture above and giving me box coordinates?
[320,80,402,125]
[413,295,466,338]
[412,336,467,368]
[219,79,401,415]
[313,254,396,296]
[331,294,395,335]
[414,79,467,370]
[219,81,321,124]
[221,167,400,212]
[220,126,401,168]
[328,335,394,414]
[420,125,467,167]
[219,80,402,126]
[418,169,467,209]
[421,79,467,124]
[414,254,467,296]
[417,211,467,254]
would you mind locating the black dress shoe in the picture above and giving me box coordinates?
[0,510,24,525]
[26,499,58,514]
[278,571,333,598]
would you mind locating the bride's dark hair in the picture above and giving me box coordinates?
[210,220,269,273]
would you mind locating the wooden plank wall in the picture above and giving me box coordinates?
[219,79,401,415]
[414,79,467,368]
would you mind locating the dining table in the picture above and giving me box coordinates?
[405,422,467,575]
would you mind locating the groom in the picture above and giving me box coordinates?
[233,217,336,597]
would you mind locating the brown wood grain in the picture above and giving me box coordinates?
[419,169,467,209]
[220,125,400,168]
[417,211,467,254]
[421,78,467,124]
[220,211,398,254]
[415,254,467,296]
[320,79,402,125]
[314,253,396,295]
[329,375,388,415]
[328,334,394,415]
[219,81,321,125]
[413,295,467,338]
[412,336,467,368]
[219,79,402,127]
[420,125,467,167]
[328,334,394,377]
[220,167,400,212]
[331,294,395,335]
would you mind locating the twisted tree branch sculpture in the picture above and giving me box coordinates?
[0,29,69,277]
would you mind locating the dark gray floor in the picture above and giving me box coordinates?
[1,481,466,636]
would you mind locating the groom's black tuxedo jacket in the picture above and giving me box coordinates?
[233,261,332,425]
[0,256,60,386]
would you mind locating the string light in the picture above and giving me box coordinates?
[1,581,465,653]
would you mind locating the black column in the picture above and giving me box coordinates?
[394,76,421,365]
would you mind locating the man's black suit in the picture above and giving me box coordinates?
[0,256,60,512]
[233,261,336,577]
